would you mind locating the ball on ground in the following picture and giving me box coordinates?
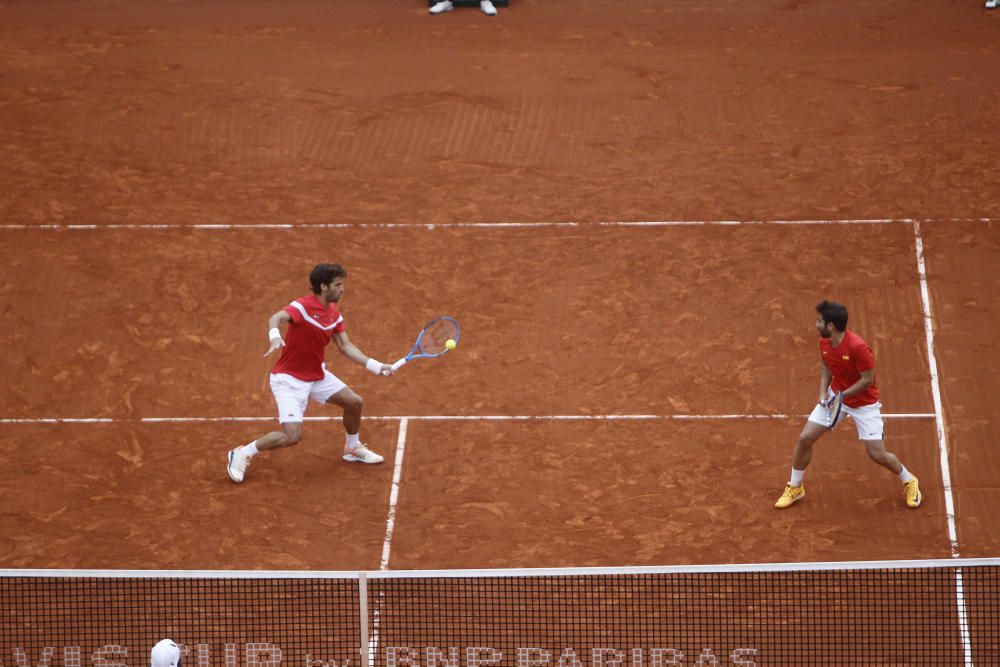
[445,338,457,350]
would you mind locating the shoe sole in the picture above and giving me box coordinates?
[227,450,244,483]
[343,453,384,464]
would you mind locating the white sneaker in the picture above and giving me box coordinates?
[343,444,385,464]
[480,0,497,15]
[429,1,454,13]
[987,0,998,9]
[227,447,251,483]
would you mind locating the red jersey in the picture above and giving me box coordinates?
[270,294,345,382]
[819,330,879,408]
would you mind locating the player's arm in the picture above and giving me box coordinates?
[332,331,392,376]
[818,359,833,405]
[841,369,874,399]
[841,343,876,399]
[264,310,292,357]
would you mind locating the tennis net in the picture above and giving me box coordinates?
[2,559,998,667]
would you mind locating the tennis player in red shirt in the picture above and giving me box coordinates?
[227,263,391,484]
[775,300,922,509]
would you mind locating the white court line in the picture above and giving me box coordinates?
[912,222,960,556]
[911,222,972,666]
[8,557,999,579]
[380,417,408,571]
[0,219,899,230]
[0,418,118,423]
[0,413,935,424]
[369,419,409,667]
[0,218,994,231]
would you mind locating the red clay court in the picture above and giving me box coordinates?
[1,1,999,664]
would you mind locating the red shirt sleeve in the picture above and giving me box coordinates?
[283,303,303,323]
[854,342,875,372]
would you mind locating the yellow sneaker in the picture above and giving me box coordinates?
[774,484,805,509]
[904,477,922,508]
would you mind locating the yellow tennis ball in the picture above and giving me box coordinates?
[445,338,457,350]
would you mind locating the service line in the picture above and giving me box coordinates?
[0,413,936,424]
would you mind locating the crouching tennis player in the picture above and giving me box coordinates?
[775,300,922,509]
[227,263,390,484]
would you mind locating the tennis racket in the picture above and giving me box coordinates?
[388,316,460,374]
[824,391,844,429]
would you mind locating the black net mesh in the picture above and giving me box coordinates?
[366,566,1000,666]
[2,564,998,667]
[0,576,359,667]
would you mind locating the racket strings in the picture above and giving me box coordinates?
[419,319,458,355]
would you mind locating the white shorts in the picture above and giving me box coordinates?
[269,367,347,423]
[808,392,884,441]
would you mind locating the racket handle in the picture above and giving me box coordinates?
[390,357,408,372]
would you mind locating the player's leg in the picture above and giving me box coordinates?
[254,422,304,451]
[775,404,832,508]
[314,370,385,464]
[791,420,828,470]
[861,438,903,474]
[327,386,363,435]
[862,440,920,508]
[227,374,309,483]
[853,405,921,508]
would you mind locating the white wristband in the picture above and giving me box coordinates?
[268,327,282,342]
[365,358,384,375]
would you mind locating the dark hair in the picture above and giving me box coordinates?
[309,263,347,294]
[816,300,848,332]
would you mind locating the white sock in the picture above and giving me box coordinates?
[790,468,806,487]
[241,441,259,458]
[346,432,360,450]
[898,466,914,483]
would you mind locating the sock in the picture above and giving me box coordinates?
[898,466,914,483]
[790,468,806,487]
[241,441,259,458]
[346,432,360,451]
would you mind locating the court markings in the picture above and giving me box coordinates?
[912,222,971,666]
[0,409,940,577]
[380,417,409,571]
[0,413,935,424]
[0,217,993,231]
[912,222,959,558]
[0,219,969,601]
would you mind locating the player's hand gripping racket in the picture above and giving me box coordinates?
[387,316,460,374]
[823,391,844,429]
